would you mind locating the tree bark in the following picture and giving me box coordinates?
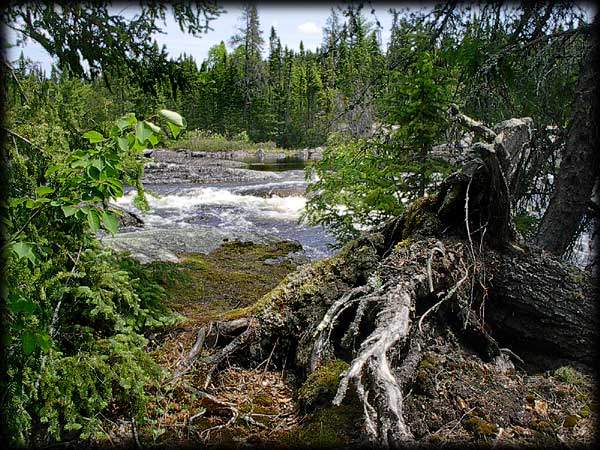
[535,15,599,256]
[484,247,598,371]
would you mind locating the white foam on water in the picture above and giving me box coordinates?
[114,186,308,226]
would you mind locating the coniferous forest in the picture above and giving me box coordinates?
[1,2,598,448]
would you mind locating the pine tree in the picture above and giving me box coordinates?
[230,2,265,131]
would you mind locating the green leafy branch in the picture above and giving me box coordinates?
[4,109,186,266]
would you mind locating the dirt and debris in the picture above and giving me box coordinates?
[94,241,596,448]
[403,325,597,447]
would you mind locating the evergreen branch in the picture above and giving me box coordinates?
[1,205,46,252]
[3,61,30,104]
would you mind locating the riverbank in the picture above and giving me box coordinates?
[96,240,597,449]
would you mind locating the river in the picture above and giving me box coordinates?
[103,165,337,263]
[102,155,594,270]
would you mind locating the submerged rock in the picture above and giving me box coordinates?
[101,228,282,263]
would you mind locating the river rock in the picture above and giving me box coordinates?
[142,151,281,185]
[109,204,144,228]
[101,227,283,263]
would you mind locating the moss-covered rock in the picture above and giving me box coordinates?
[297,359,349,412]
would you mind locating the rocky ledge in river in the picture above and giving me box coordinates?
[141,150,276,185]
[141,147,323,185]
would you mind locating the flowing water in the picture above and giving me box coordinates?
[104,167,337,263]
[103,160,594,269]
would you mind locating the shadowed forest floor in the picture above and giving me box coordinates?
[93,241,597,448]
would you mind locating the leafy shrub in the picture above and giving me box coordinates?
[2,107,187,446]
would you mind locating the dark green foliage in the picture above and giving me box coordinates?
[2,2,223,88]
[305,35,454,242]
[3,246,175,444]
[2,57,188,446]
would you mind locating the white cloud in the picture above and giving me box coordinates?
[297,21,321,34]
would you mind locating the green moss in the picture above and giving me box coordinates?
[570,291,585,302]
[229,238,378,319]
[180,254,209,271]
[553,366,585,386]
[419,352,438,370]
[529,419,553,433]
[566,267,586,285]
[413,353,439,397]
[395,239,412,249]
[253,395,273,408]
[563,415,579,428]
[579,406,590,418]
[171,240,300,317]
[464,415,498,438]
[298,359,350,412]
[402,196,442,239]
[282,404,363,448]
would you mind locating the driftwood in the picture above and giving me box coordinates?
[175,111,597,447]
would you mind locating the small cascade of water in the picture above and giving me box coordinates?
[105,167,336,262]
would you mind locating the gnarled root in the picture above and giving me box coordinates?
[188,237,499,448]
[307,239,483,447]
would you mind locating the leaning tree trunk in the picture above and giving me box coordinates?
[535,15,599,256]
[484,248,597,371]
[174,111,598,447]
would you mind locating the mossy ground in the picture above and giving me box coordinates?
[404,325,597,447]
[168,240,301,321]
[143,240,301,368]
[97,240,597,448]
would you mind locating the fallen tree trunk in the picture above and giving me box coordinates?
[484,248,597,371]
[178,112,597,447]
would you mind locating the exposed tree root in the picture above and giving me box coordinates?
[179,232,595,447]
[170,111,597,447]
[187,238,493,446]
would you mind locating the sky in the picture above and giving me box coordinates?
[6,3,411,73]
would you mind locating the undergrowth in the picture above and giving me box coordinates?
[169,129,285,153]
